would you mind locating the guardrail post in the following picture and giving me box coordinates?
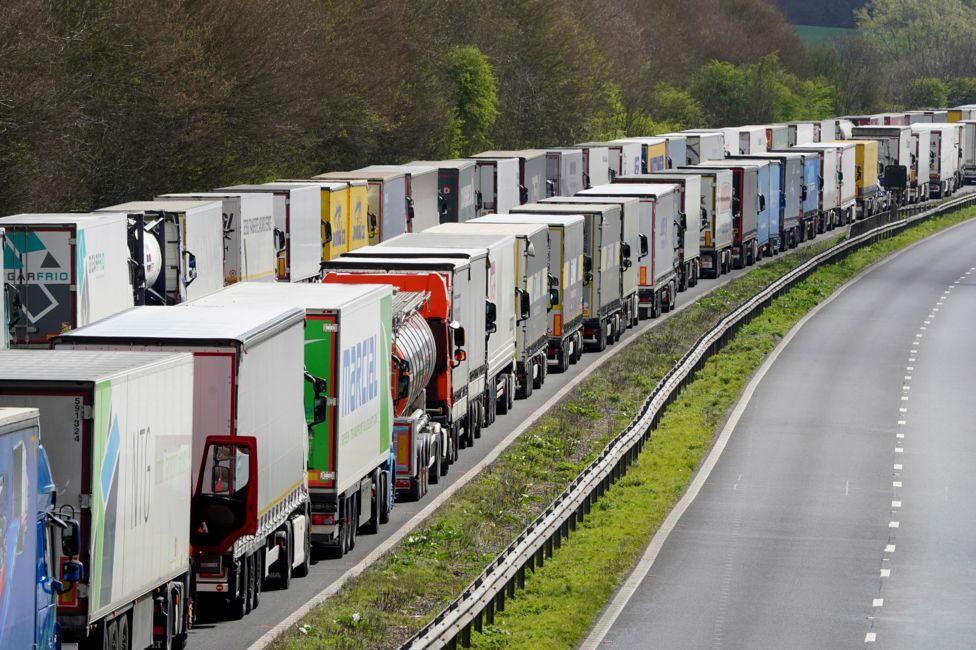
[507,577,516,599]
[461,623,472,648]
[474,609,483,634]
[486,597,496,624]
[517,565,526,589]
[496,588,506,613]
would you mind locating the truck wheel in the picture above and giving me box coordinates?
[574,333,584,362]
[472,405,482,439]
[293,523,311,577]
[430,442,441,485]
[253,551,262,609]
[593,320,608,351]
[379,472,393,522]
[496,378,510,415]
[276,527,292,589]
[517,367,533,399]
[361,471,381,533]
[102,618,118,650]
[555,342,570,372]
[348,494,358,550]
[118,614,130,650]
[613,314,623,342]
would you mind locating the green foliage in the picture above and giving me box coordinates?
[905,77,949,108]
[648,84,707,130]
[948,77,976,105]
[446,46,499,156]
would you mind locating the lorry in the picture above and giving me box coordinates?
[735,127,769,154]
[544,149,584,197]
[0,407,80,650]
[192,282,423,549]
[100,200,225,303]
[800,142,857,225]
[468,156,521,215]
[576,185,679,318]
[543,194,642,327]
[470,150,548,204]
[468,213,585,373]
[409,159,478,223]
[580,140,642,178]
[948,106,976,122]
[312,170,408,245]
[273,181,353,263]
[324,254,482,451]
[511,203,625,349]
[656,134,687,169]
[338,232,517,429]
[676,166,734,277]
[678,131,726,164]
[849,140,884,217]
[789,143,842,232]
[851,125,918,204]
[0,350,194,648]
[734,152,805,249]
[959,121,976,183]
[613,137,668,173]
[786,122,817,146]
[565,145,610,188]
[359,165,441,233]
[157,191,277,284]
[56,305,311,623]
[765,125,789,150]
[0,213,134,347]
[613,172,704,290]
[429,222,551,398]
[215,183,323,282]
[691,161,760,268]
[912,124,959,197]
[729,158,780,255]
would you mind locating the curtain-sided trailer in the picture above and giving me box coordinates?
[56,305,311,623]
[0,350,195,649]
[157,191,277,284]
[468,213,585,373]
[216,183,323,282]
[409,159,478,223]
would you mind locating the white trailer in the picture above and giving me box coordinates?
[544,149,585,197]
[192,282,402,555]
[157,192,277,284]
[0,213,134,347]
[359,165,441,233]
[851,125,917,202]
[468,213,585,372]
[470,151,548,204]
[818,119,837,141]
[657,134,688,169]
[765,125,789,150]
[912,124,957,197]
[677,166,734,277]
[819,141,858,223]
[678,131,727,164]
[429,222,551,398]
[960,121,976,183]
[468,157,521,214]
[737,126,769,154]
[792,143,841,229]
[216,183,322,282]
[410,159,478,223]
[0,350,195,648]
[588,140,644,178]
[57,304,310,621]
[100,200,224,303]
[787,122,817,146]
[569,145,611,188]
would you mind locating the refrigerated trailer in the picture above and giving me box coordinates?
[468,213,585,372]
[192,282,410,552]
[0,350,194,649]
[765,125,789,150]
[543,195,642,328]
[679,131,726,164]
[614,137,668,173]
[470,150,548,204]
[567,145,611,188]
[324,255,480,452]
[359,165,441,233]
[274,181,353,263]
[789,143,842,231]
[429,222,551,398]
[728,158,780,255]
[216,183,322,282]
[544,149,584,197]
[56,305,311,622]
[581,140,643,178]
[512,203,625,348]
[787,122,817,146]
[960,121,976,183]
[409,159,478,223]
[100,200,225,302]
[469,157,521,215]
[735,127,769,154]
[912,124,960,197]
[676,166,734,277]
[157,191,277,284]
[734,152,804,249]
[819,141,858,224]
[313,170,408,245]
[851,125,916,204]
[0,213,134,347]
[576,185,680,318]
[849,140,884,217]
[653,134,687,169]
[613,172,704,290]
[690,161,760,268]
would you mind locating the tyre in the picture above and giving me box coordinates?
[554,342,570,372]
[293,522,311,577]
[361,471,381,534]
[593,320,608,352]
[276,527,292,589]
[429,442,441,485]
[533,356,546,388]
[252,551,262,609]
[118,615,129,650]
[496,377,509,415]
[516,367,533,399]
[379,472,392,524]
[348,494,358,550]
[102,618,117,650]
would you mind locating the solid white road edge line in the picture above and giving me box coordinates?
[580,213,976,649]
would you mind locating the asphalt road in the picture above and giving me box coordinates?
[597,215,976,648]
[188,228,844,649]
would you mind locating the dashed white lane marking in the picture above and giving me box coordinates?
[902,385,910,391]
[897,433,904,439]
[901,396,909,401]
[892,500,902,508]
[911,341,919,347]
[873,598,885,607]
[908,357,916,362]
[899,407,907,413]
[865,632,877,643]
[906,366,914,370]
[904,375,912,380]
[889,521,900,528]
[895,447,904,453]
[885,544,896,553]
[897,420,906,425]
[893,481,902,487]
[894,464,903,470]
[881,568,891,577]
[915,333,923,338]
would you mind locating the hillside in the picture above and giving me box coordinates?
[774,0,866,27]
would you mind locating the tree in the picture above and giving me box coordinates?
[446,46,498,156]
[905,77,949,108]
[948,77,976,105]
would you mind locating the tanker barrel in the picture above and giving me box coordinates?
[392,291,437,416]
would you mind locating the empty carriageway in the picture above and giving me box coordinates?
[587,216,976,649]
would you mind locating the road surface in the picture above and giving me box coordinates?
[595,215,976,648]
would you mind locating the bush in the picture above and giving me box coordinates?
[905,77,949,109]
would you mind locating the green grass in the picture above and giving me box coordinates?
[465,206,976,649]
[793,24,856,44]
[273,205,974,650]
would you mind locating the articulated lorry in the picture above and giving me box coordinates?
[57,305,310,623]
[359,165,442,233]
[157,191,277,284]
[561,145,610,189]
[691,161,760,268]
[511,203,625,350]
[470,151,548,204]
[678,131,726,165]
[216,183,322,282]
[0,214,134,348]
[428,222,551,399]
[409,159,478,223]
[469,213,585,372]
[734,152,805,250]
[0,351,194,649]
[313,170,408,245]
[0,407,81,650]
[99,200,225,303]
[676,167,734,277]
[273,181,354,264]
[728,158,779,256]
[544,149,585,198]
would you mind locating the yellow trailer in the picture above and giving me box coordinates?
[277,180,351,263]
[347,180,370,252]
[853,139,883,217]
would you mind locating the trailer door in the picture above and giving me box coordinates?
[4,226,75,345]
[305,313,338,490]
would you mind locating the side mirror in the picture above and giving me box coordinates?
[546,179,556,198]
[406,195,415,223]
[60,559,84,587]
[368,211,378,237]
[322,221,333,244]
[639,234,649,258]
[758,194,766,212]
[621,241,632,259]
[61,518,81,557]
[183,250,198,286]
[583,255,593,285]
[273,228,287,254]
[475,190,483,212]
[485,301,497,334]
[549,287,559,307]
[304,372,328,427]
[396,364,411,399]
[526,241,536,257]
[211,465,231,494]
[450,320,466,347]
[519,185,529,204]
[517,288,531,322]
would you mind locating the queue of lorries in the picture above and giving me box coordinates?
[2,105,973,649]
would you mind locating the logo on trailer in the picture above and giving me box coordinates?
[341,335,378,416]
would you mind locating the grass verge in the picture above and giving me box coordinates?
[463,205,976,648]
[273,206,969,650]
